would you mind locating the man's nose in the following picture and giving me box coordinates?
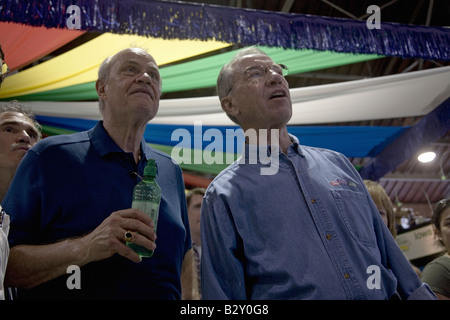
[267,70,284,85]
[136,72,152,83]
[17,130,31,143]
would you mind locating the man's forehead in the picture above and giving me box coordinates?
[0,111,37,130]
[114,49,157,66]
[235,54,274,67]
[0,111,31,123]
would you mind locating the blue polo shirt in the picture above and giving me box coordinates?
[3,121,191,299]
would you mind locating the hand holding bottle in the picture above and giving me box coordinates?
[77,160,161,264]
[78,208,157,264]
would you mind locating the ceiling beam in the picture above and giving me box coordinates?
[425,0,434,26]
[281,0,295,13]
[358,0,399,19]
[321,0,357,19]
[381,173,448,182]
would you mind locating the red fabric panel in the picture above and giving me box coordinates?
[183,172,212,189]
[0,22,85,70]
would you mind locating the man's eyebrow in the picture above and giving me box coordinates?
[0,120,39,135]
[121,60,159,72]
[121,60,140,67]
[0,120,20,126]
[122,60,157,68]
[244,65,261,71]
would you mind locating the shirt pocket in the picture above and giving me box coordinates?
[330,189,377,247]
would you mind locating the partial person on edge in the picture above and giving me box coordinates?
[421,198,450,300]
[0,100,41,300]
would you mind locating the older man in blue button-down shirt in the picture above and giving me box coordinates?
[200,47,436,300]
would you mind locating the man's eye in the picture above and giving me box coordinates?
[248,69,263,78]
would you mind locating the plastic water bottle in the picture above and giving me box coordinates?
[127,159,161,258]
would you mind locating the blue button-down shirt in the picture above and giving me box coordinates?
[201,136,435,300]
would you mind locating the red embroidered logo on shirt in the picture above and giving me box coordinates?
[330,179,356,188]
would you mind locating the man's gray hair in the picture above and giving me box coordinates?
[97,56,114,114]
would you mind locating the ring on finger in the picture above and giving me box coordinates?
[124,231,133,243]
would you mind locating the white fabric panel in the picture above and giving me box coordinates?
[3,66,449,126]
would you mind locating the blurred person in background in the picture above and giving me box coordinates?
[364,180,421,277]
[0,45,9,88]
[186,187,206,300]
[363,180,397,237]
[421,198,450,300]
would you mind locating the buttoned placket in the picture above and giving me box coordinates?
[285,144,364,299]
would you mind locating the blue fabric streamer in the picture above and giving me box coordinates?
[35,115,408,158]
[1,0,449,60]
[360,97,450,180]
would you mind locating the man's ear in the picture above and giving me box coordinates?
[220,96,240,119]
[96,79,107,101]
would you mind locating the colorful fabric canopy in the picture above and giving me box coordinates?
[1,3,449,182]
[3,65,448,176]
[0,30,231,100]
[34,114,408,175]
[159,47,381,94]
[3,65,448,124]
[151,66,450,125]
[0,36,381,101]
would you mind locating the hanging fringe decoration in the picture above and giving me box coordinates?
[1,0,449,60]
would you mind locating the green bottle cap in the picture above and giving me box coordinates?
[144,159,157,178]
[144,159,156,178]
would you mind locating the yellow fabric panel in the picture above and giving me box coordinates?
[0,33,230,99]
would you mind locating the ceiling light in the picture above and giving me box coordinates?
[418,151,436,163]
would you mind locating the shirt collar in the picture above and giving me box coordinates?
[89,121,152,160]
[288,133,305,157]
[242,133,304,160]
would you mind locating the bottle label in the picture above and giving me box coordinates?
[129,200,160,258]
[132,200,160,231]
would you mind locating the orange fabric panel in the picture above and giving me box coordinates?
[0,22,85,70]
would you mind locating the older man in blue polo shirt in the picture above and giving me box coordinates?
[2,48,194,299]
